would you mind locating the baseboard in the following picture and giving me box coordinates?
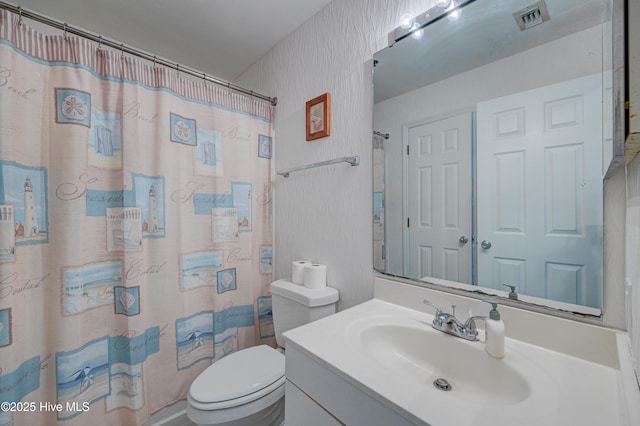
[144,400,193,426]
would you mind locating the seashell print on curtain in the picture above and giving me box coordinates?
[0,9,274,426]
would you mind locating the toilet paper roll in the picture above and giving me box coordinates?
[291,260,309,284]
[303,263,327,289]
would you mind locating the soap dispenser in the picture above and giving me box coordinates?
[483,300,505,358]
[502,284,518,300]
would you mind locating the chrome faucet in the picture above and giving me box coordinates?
[423,299,486,341]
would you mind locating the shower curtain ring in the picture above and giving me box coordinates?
[120,43,125,58]
[152,55,157,68]
[63,23,67,38]
[97,35,102,50]
[18,6,23,25]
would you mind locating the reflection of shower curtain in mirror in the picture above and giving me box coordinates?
[0,10,274,425]
[373,133,385,272]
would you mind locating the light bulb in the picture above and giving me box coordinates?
[411,22,424,40]
[447,1,461,21]
[437,0,452,8]
[400,13,413,29]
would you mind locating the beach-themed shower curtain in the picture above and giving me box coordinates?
[0,10,274,426]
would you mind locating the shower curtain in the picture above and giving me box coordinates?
[0,10,274,426]
[373,133,385,272]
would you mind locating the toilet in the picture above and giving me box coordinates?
[186,279,339,426]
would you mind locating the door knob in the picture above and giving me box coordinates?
[481,240,492,249]
[459,236,469,244]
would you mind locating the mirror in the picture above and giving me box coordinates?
[373,0,616,314]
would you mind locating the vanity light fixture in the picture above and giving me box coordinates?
[388,0,474,46]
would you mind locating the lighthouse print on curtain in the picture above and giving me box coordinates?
[0,9,274,426]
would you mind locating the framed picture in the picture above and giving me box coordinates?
[306,93,330,141]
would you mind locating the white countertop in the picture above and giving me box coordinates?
[284,299,625,426]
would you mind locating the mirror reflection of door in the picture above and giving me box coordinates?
[476,74,603,308]
[374,0,615,313]
[406,112,473,284]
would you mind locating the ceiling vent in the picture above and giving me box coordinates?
[513,1,550,31]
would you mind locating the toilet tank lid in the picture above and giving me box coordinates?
[270,279,339,307]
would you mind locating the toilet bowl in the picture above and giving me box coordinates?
[187,345,285,426]
[186,280,339,426]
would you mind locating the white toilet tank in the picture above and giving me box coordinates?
[269,279,339,347]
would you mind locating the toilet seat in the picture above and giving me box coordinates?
[188,345,285,411]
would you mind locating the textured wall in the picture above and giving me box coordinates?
[237,0,435,309]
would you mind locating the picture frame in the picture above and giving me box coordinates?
[306,92,330,141]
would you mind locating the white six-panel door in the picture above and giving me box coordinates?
[476,74,603,308]
[407,112,473,284]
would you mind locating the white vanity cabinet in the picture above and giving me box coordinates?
[284,378,341,426]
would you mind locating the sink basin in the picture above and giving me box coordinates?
[358,322,531,405]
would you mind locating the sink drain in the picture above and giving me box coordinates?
[433,378,452,391]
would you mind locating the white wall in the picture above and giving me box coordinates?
[237,0,435,310]
[623,0,640,368]
[626,155,640,376]
[625,0,640,383]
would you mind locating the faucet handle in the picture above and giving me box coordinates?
[422,299,443,316]
[463,315,487,337]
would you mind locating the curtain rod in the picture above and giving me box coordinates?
[0,1,277,106]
